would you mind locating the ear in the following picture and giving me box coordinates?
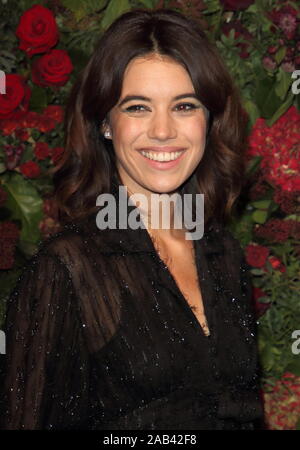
[100,120,107,134]
[101,119,112,138]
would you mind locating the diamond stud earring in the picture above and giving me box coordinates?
[104,129,111,139]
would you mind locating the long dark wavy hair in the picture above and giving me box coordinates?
[50,8,248,227]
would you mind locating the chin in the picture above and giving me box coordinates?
[149,185,181,195]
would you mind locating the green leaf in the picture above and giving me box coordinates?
[20,145,34,165]
[245,156,262,176]
[252,209,268,224]
[203,0,221,14]
[260,343,276,372]
[101,0,131,30]
[251,200,272,209]
[18,240,39,256]
[266,90,294,127]
[228,209,254,238]
[250,268,265,276]
[247,3,259,13]
[2,172,43,248]
[29,85,48,113]
[254,76,282,119]
[285,358,300,377]
[243,98,260,126]
[275,67,292,100]
[0,163,6,174]
[285,214,299,221]
[257,296,271,304]
[137,0,156,7]
[60,0,107,21]
[274,47,286,65]
[20,0,45,10]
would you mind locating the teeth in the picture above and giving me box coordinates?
[141,151,183,161]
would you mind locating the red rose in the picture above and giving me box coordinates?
[20,111,40,128]
[269,256,286,273]
[220,0,254,11]
[0,118,20,135]
[16,4,59,57]
[248,106,300,193]
[15,128,30,142]
[43,105,64,123]
[0,74,31,120]
[34,142,51,160]
[36,115,56,133]
[255,219,291,242]
[20,160,41,178]
[245,243,270,268]
[32,49,73,87]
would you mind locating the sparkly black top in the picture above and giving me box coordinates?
[1,181,263,430]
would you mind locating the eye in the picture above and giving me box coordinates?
[125,104,149,113]
[175,103,199,112]
[124,103,201,113]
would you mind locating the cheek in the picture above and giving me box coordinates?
[184,122,207,149]
[180,115,206,135]
[114,120,142,146]
[186,121,207,161]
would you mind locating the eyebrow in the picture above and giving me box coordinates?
[117,93,200,107]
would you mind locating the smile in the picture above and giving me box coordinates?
[140,150,184,162]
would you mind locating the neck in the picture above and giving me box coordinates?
[118,176,189,240]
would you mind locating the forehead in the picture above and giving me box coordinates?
[121,54,195,94]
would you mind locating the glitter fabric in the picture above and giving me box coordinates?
[0,179,264,430]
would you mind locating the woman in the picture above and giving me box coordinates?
[1,8,264,430]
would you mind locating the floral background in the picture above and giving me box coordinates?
[0,0,299,430]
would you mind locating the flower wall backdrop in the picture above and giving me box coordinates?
[0,0,299,430]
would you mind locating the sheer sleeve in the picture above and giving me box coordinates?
[223,230,257,335]
[1,249,89,430]
[216,228,264,426]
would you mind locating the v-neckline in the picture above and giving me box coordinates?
[144,227,212,338]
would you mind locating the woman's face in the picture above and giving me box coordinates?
[106,53,208,197]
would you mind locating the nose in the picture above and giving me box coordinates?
[147,109,177,141]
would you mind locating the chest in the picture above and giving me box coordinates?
[153,238,211,336]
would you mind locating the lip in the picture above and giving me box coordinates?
[138,146,186,153]
[138,147,187,170]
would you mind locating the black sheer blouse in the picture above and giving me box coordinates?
[1,181,263,430]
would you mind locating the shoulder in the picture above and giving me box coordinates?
[28,215,114,285]
[16,227,81,283]
[32,223,81,266]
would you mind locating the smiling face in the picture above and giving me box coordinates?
[104,53,208,198]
